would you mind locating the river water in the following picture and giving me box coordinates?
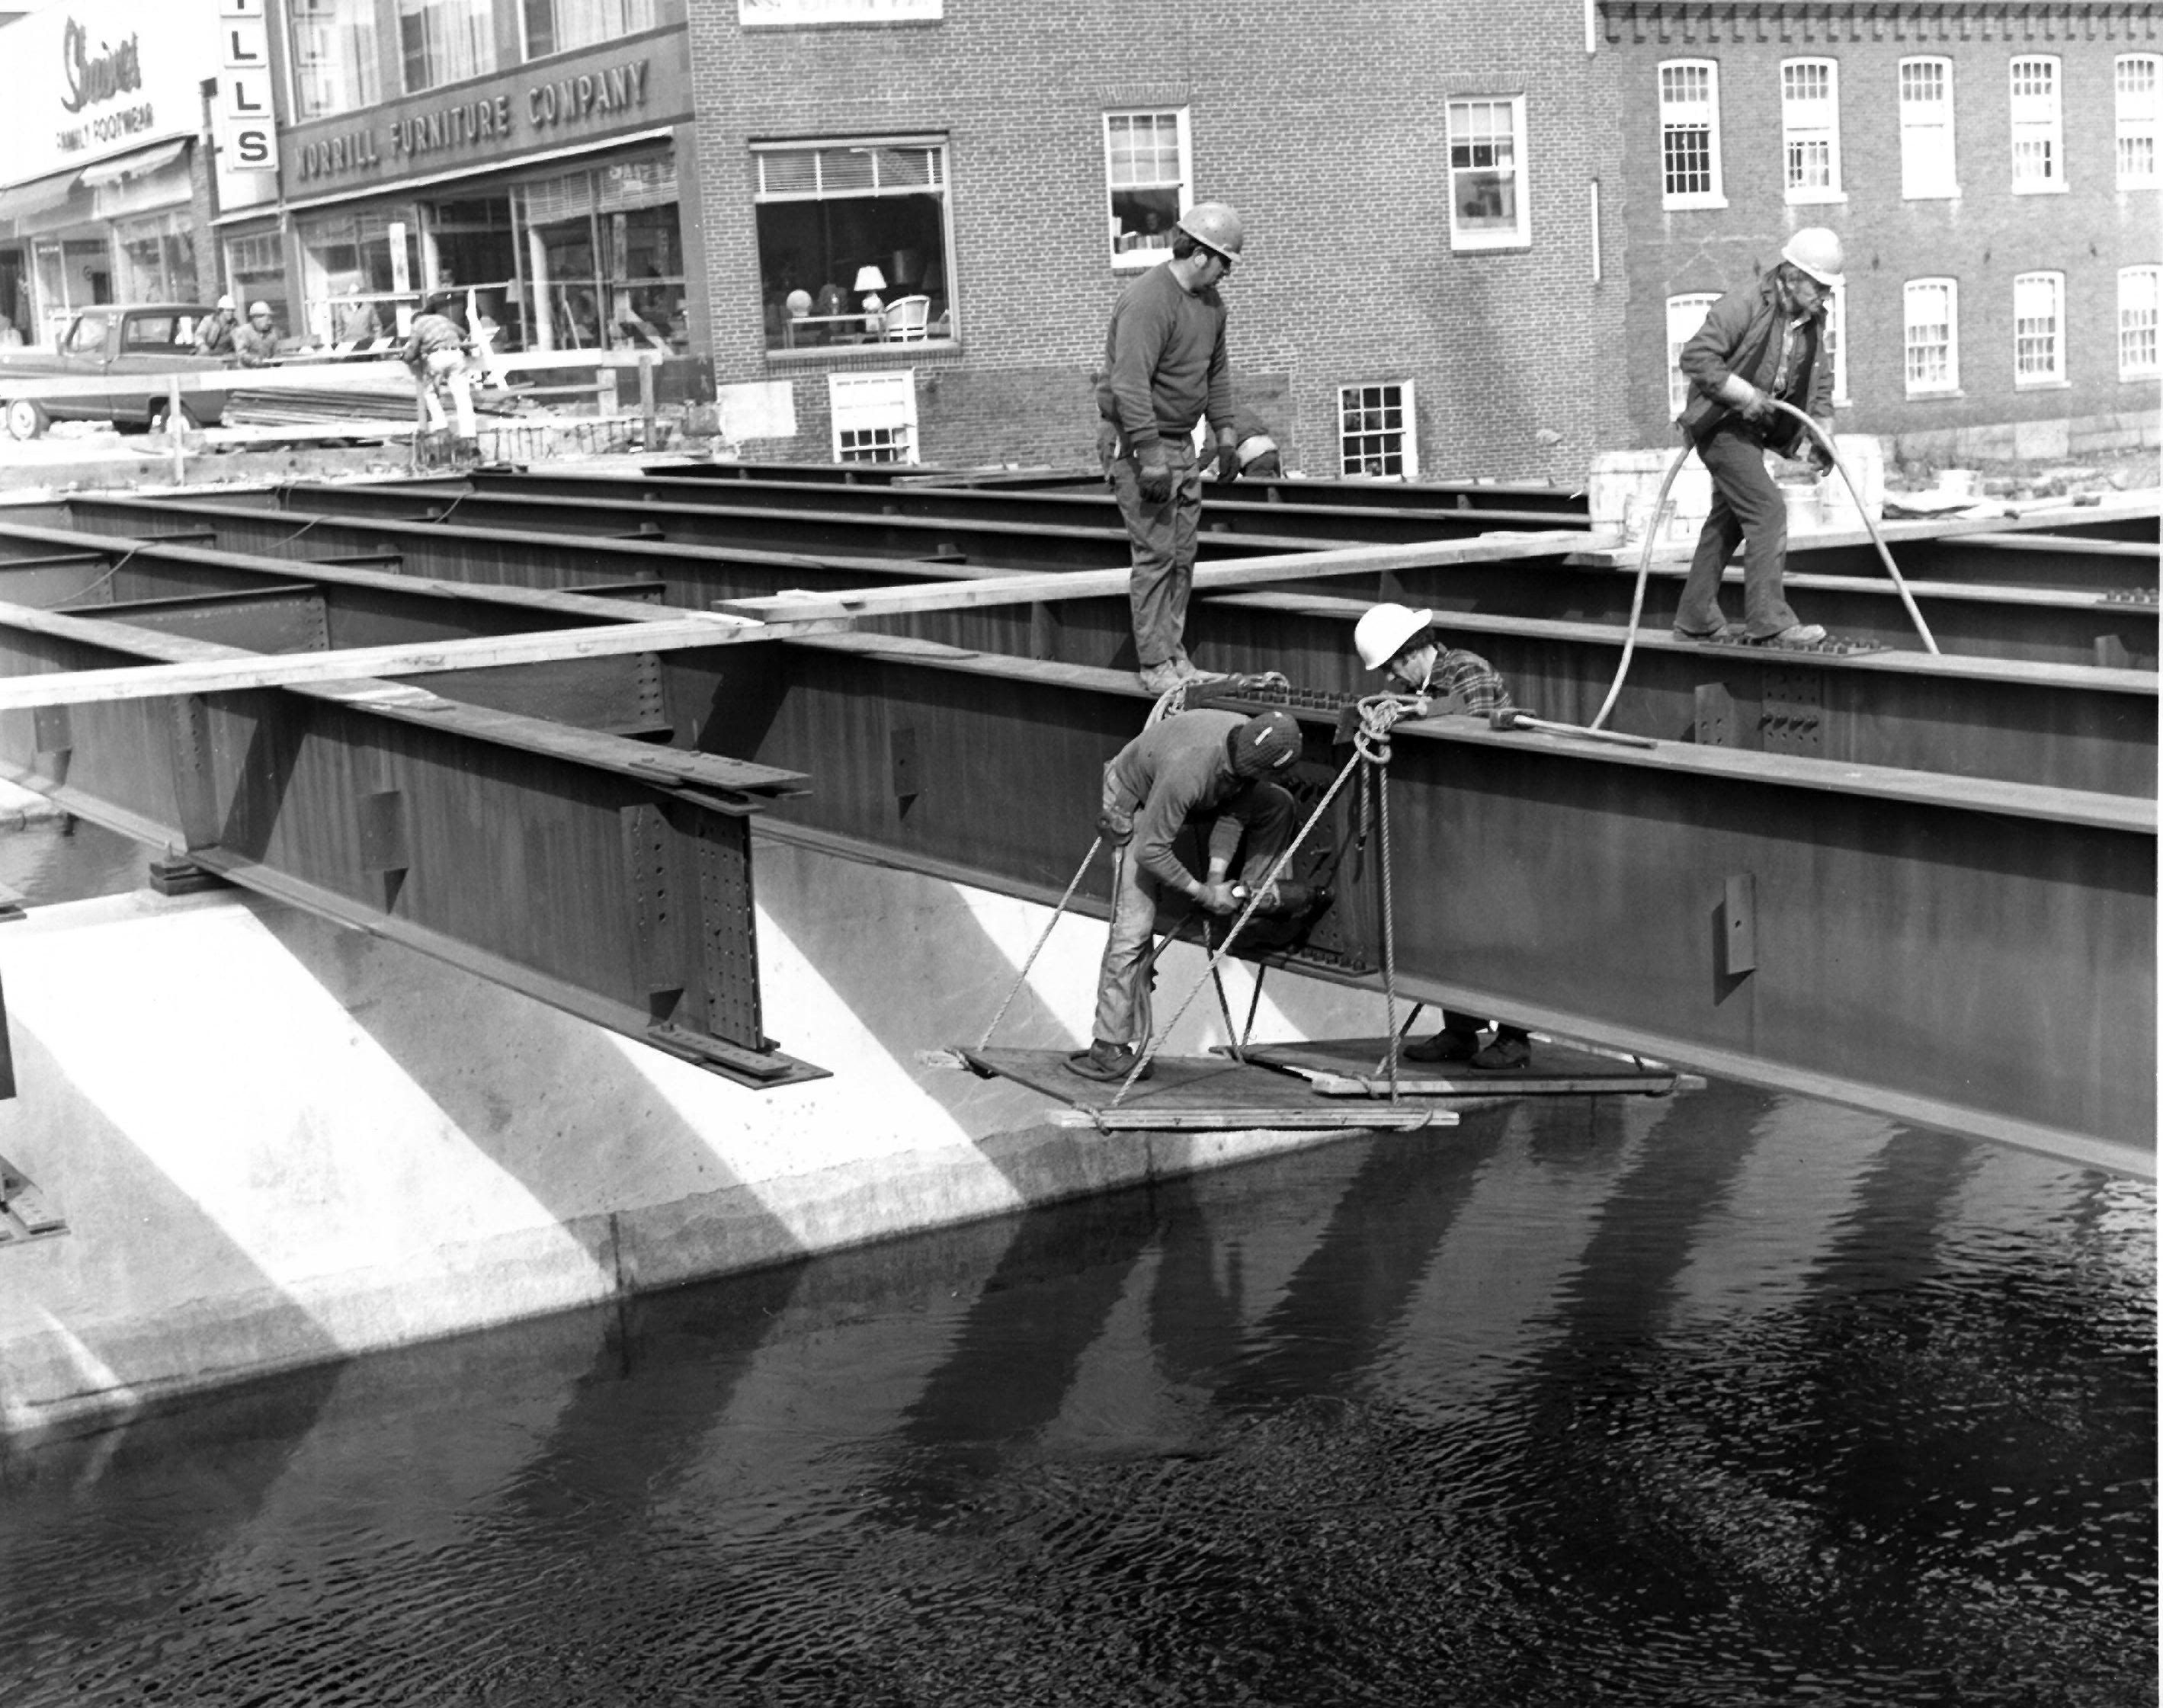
[1,1081,2152,1706]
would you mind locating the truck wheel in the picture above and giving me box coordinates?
[150,401,201,434]
[5,399,49,442]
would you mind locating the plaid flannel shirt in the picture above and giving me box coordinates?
[1422,646,1514,716]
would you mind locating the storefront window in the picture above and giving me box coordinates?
[399,0,495,93]
[518,158,685,352]
[225,233,292,335]
[423,197,525,351]
[114,213,200,305]
[522,0,653,60]
[33,238,111,341]
[754,139,954,352]
[290,0,381,120]
[296,208,421,346]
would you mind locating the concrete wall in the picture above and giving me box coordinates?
[0,832,1412,1440]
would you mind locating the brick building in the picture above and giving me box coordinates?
[685,0,1631,476]
[1598,0,2161,463]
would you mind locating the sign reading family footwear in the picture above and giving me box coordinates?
[0,0,216,188]
[281,33,691,197]
[213,0,277,210]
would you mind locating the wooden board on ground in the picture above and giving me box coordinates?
[1233,1036,1684,1098]
[960,1046,1459,1132]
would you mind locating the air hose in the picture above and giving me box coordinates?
[1587,404,1940,733]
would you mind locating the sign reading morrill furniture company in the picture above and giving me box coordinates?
[284,30,691,198]
[0,0,220,187]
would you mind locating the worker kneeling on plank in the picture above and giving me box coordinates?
[1671,228,1844,648]
[1069,708,1304,1084]
[1356,603,1534,1072]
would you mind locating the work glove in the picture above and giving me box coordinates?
[1210,434,1242,482]
[1095,806,1134,848]
[1136,443,1174,502]
[1197,880,1242,916]
[1803,431,1836,474]
[1736,386,1777,424]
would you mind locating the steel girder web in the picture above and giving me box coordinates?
[0,601,825,1089]
[705,636,2153,1174]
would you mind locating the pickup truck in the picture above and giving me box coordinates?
[0,304,245,440]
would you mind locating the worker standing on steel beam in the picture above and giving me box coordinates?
[1673,228,1844,648]
[1354,602,1534,1072]
[1069,707,1301,1083]
[1095,201,1246,698]
[404,291,478,444]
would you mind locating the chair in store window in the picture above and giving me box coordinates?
[880,295,931,342]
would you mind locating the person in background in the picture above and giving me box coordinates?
[1069,707,1305,1083]
[1353,601,1536,1072]
[1095,200,1247,697]
[1672,228,1844,648]
[337,292,383,345]
[403,291,475,441]
[195,295,238,358]
[1206,401,1282,479]
[231,301,280,367]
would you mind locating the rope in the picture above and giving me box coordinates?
[39,544,142,611]
[1588,409,1940,733]
[1377,751,1399,1104]
[975,834,1105,1051]
[1107,693,1409,1113]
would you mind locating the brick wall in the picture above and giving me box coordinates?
[687,0,1631,479]
[1600,1,2161,451]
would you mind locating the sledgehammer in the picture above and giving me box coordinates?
[1491,707,1658,749]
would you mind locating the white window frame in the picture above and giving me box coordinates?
[2117,55,2159,191]
[828,370,919,464]
[1898,56,1958,200]
[2009,56,2065,193]
[2120,266,2160,380]
[1780,58,1844,203]
[1659,59,1726,209]
[1103,110,1190,272]
[1903,277,1960,397]
[1337,382,1418,479]
[1445,95,1531,250]
[1822,285,1850,405]
[1665,292,1719,418]
[2012,271,2065,387]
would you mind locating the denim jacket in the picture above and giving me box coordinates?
[1676,274,1832,454]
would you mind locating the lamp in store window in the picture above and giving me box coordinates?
[853,264,888,329]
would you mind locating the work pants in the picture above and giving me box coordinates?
[1101,429,1203,670]
[1676,422,1804,640]
[1091,786,1296,1048]
[417,357,477,438]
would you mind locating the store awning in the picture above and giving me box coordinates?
[76,138,191,190]
[0,171,85,223]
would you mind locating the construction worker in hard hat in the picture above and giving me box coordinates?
[1069,705,1301,1082]
[194,294,239,359]
[1094,200,1246,699]
[1673,227,1844,648]
[1354,604,1534,1071]
[232,300,281,368]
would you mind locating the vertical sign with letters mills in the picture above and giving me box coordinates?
[213,0,277,210]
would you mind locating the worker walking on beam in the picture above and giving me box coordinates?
[1095,201,1247,699]
[1673,228,1844,648]
[1069,707,1303,1083]
[1355,602,1535,1072]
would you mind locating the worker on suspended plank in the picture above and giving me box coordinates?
[1672,227,1845,648]
[1068,707,1303,1084]
[1354,602,1534,1072]
[1094,201,1247,698]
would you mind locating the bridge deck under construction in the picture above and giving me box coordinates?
[0,462,2149,1171]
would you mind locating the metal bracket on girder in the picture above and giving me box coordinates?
[0,1153,66,1244]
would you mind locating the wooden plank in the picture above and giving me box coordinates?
[1235,1037,1686,1098]
[711,528,1597,623]
[1963,534,2161,559]
[965,1046,1459,1133]
[0,608,848,711]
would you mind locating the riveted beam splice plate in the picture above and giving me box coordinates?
[958,1047,1458,1133]
[1227,1037,1691,1098]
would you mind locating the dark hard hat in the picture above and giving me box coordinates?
[1229,709,1300,777]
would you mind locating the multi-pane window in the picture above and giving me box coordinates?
[1899,57,1957,198]
[225,234,290,335]
[288,0,380,119]
[2009,56,2064,191]
[1338,383,1418,479]
[1446,97,1530,248]
[1665,293,1719,418]
[2120,267,2159,378]
[1822,287,1849,404]
[524,0,654,59]
[1781,59,1842,200]
[828,371,918,464]
[1659,60,1724,207]
[2013,272,2065,385]
[1904,278,1960,396]
[2118,56,2159,188]
[755,139,956,353]
[399,0,495,92]
[1104,111,1189,270]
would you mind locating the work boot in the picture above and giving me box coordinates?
[1139,660,1184,697]
[1748,623,1827,646]
[1065,1040,1154,1083]
[1404,1027,1480,1064]
[1171,649,1225,684]
[1471,1033,1532,1071]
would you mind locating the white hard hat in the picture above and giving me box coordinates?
[1354,603,1432,672]
[1780,227,1846,288]
[216,294,234,310]
[248,300,271,317]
